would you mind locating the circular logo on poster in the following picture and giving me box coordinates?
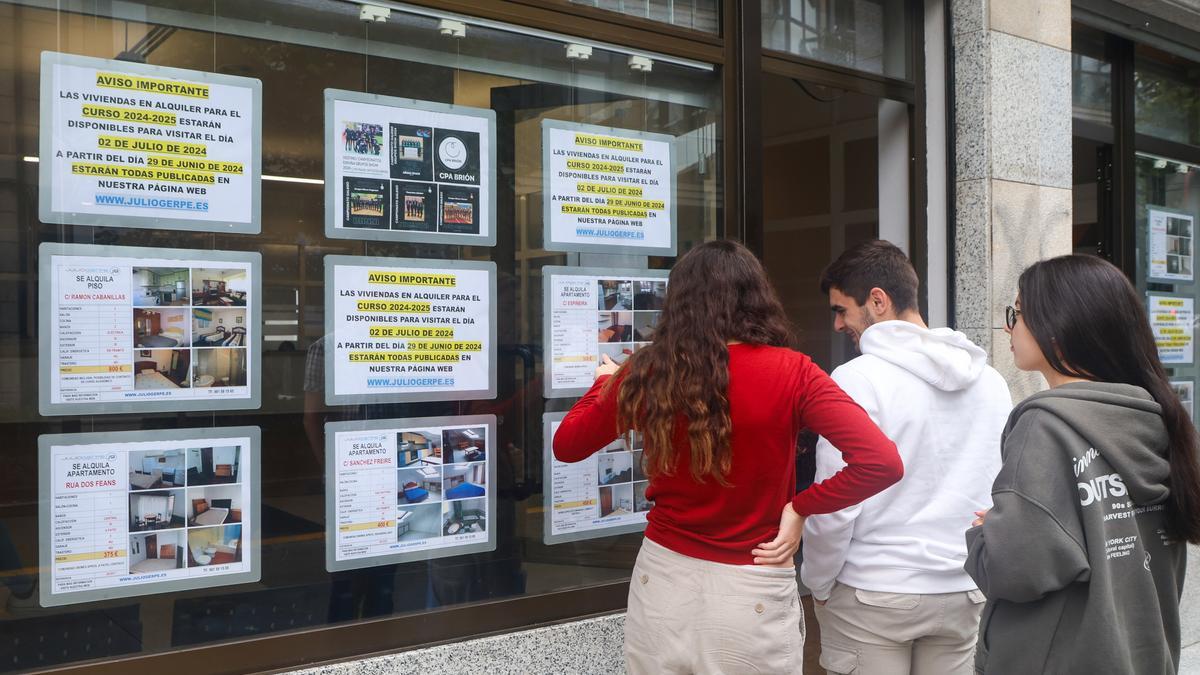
[438,136,468,170]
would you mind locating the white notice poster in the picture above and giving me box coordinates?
[38,427,260,607]
[324,256,496,405]
[324,89,495,245]
[39,243,261,416]
[542,266,668,398]
[1148,207,1195,283]
[325,416,496,571]
[1149,294,1194,365]
[543,413,650,544]
[39,52,261,233]
[542,119,676,255]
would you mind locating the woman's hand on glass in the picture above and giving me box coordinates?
[595,353,620,379]
[751,503,804,567]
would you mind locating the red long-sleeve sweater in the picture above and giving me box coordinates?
[553,343,903,565]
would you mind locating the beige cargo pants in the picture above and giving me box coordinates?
[813,582,985,675]
[624,538,804,674]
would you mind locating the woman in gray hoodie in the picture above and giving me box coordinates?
[965,254,1200,674]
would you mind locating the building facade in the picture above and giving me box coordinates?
[0,0,1197,673]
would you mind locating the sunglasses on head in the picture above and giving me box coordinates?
[1005,306,1022,330]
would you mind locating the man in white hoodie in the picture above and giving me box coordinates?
[802,240,1012,675]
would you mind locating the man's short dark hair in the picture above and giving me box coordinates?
[819,240,920,312]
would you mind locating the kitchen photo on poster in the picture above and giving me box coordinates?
[389,123,433,181]
[342,177,389,230]
[325,90,495,245]
[1149,207,1195,283]
[391,181,438,232]
[433,129,480,185]
[438,186,480,235]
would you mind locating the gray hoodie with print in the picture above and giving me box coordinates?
[965,382,1187,674]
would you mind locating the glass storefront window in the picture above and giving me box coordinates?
[570,0,720,33]
[1134,153,1200,409]
[1136,44,1200,147]
[761,0,910,80]
[0,0,721,670]
[1072,24,1111,126]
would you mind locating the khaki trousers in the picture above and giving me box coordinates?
[813,582,985,675]
[625,538,804,675]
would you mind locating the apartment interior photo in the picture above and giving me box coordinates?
[443,427,486,463]
[133,349,190,390]
[132,267,189,306]
[192,347,247,388]
[192,308,248,346]
[129,530,184,573]
[396,503,441,542]
[129,489,186,531]
[187,524,242,567]
[597,453,633,486]
[442,497,486,535]
[187,485,242,527]
[129,449,186,490]
[599,483,634,518]
[191,268,249,306]
[187,446,241,485]
[398,466,442,504]
[442,463,485,500]
[397,431,441,467]
[133,308,190,348]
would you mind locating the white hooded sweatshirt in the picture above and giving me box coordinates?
[801,320,1012,600]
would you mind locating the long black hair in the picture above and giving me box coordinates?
[1019,254,1200,543]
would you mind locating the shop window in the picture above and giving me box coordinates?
[0,0,720,670]
[1136,44,1200,147]
[761,0,911,80]
[570,0,720,33]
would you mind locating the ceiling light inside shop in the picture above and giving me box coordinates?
[1154,158,1169,169]
[1176,163,1193,174]
[359,4,391,23]
[438,19,466,39]
[628,55,653,73]
[565,43,592,61]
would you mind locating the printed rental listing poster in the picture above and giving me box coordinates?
[1149,293,1195,365]
[325,416,497,571]
[39,243,262,416]
[39,51,261,233]
[542,266,668,398]
[38,427,260,607]
[543,413,651,544]
[324,256,496,405]
[1148,207,1195,283]
[542,119,676,255]
[324,89,496,245]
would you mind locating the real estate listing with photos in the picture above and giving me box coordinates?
[596,278,665,366]
[131,266,250,393]
[330,421,492,569]
[396,426,488,541]
[547,418,652,542]
[46,435,253,605]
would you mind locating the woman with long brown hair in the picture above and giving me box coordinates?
[965,255,1200,673]
[554,240,903,674]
